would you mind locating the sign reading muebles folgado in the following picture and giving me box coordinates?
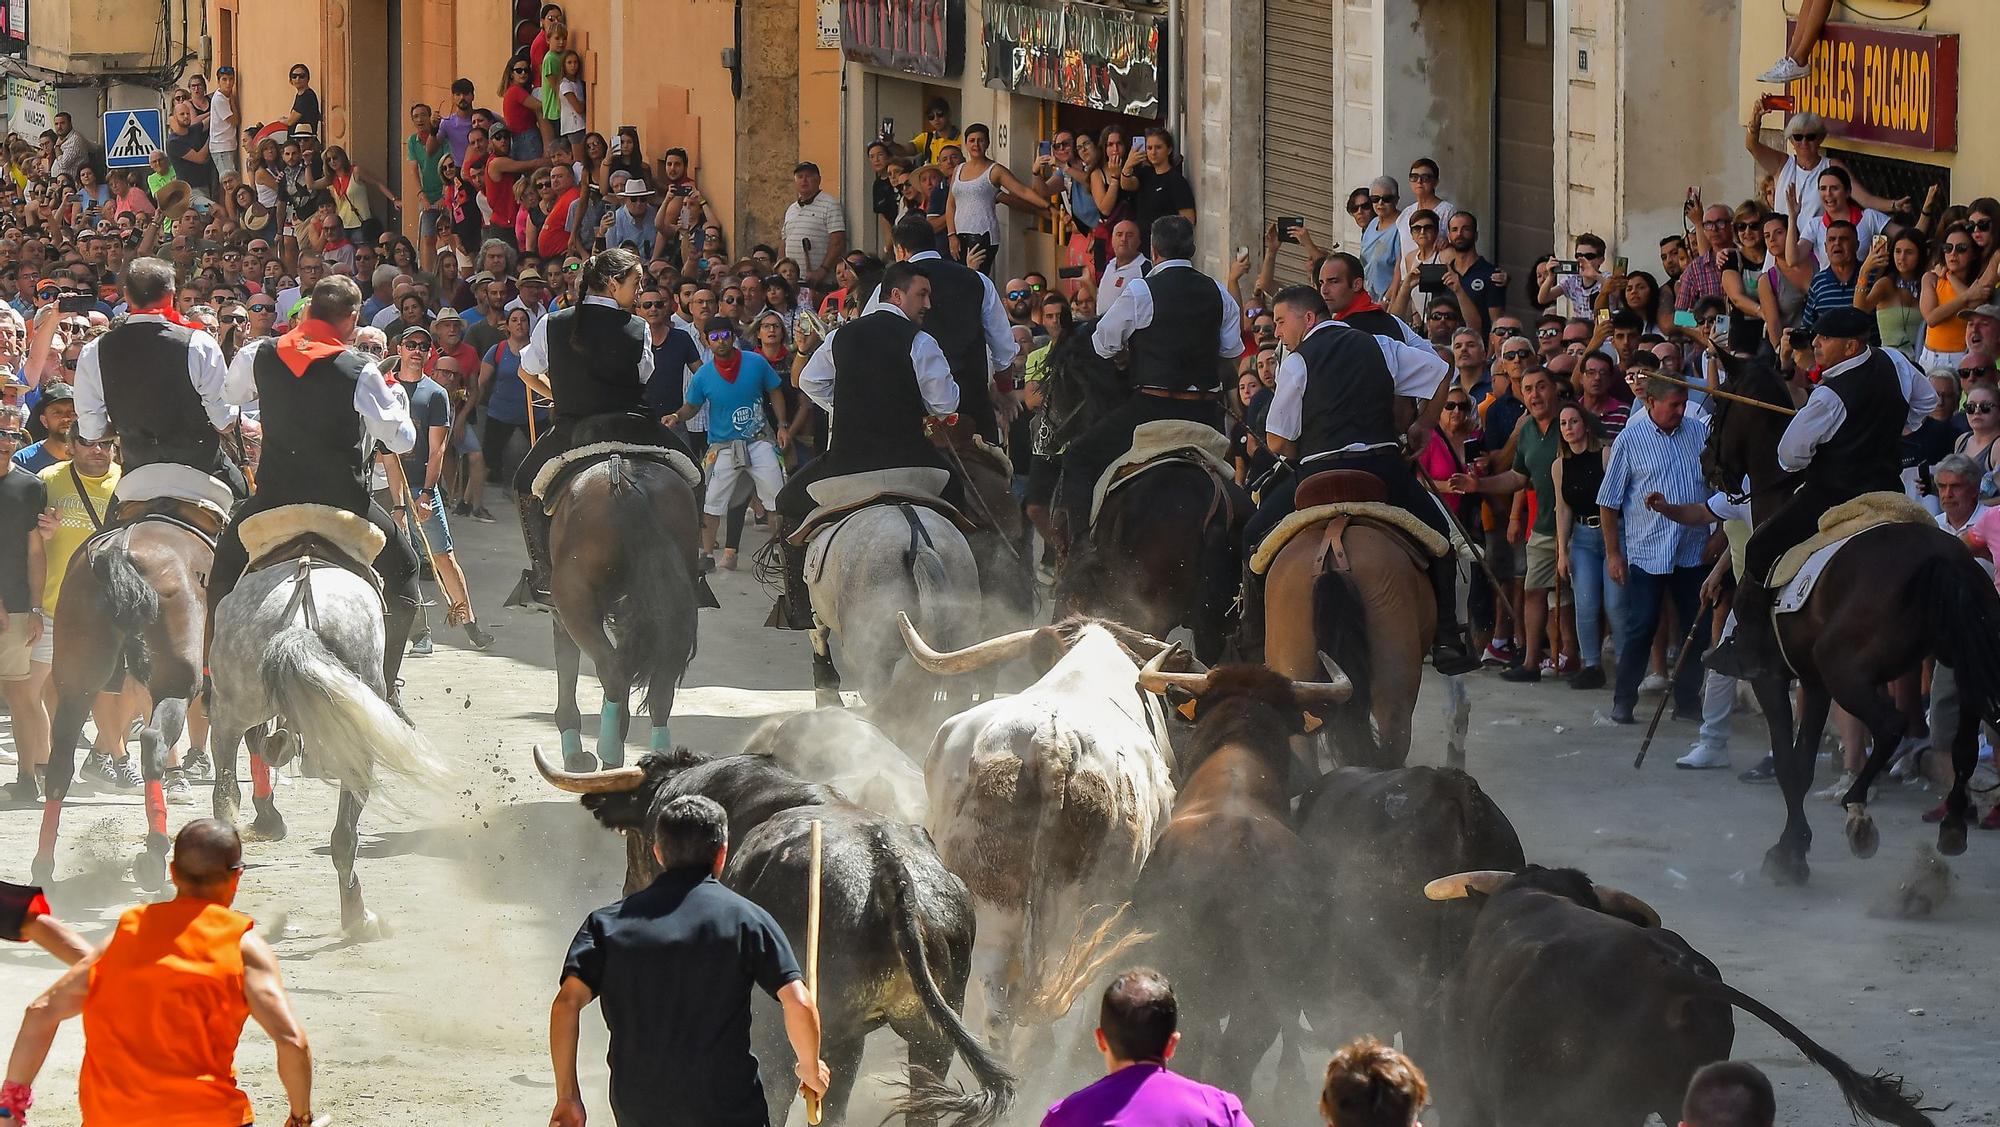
[841,0,965,78]
[1785,20,1958,151]
[982,0,1165,118]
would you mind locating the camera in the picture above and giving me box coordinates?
[1786,327,1813,351]
[57,294,95,314]
[1552,259,1580,276]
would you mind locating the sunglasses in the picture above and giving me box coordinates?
[1972,220,1994,233]
[357,345,386,357]
[1347,203,1370,214]
[1410,223,1437,233]
[290,71,308,80]
[1969,403,1996,415]
[1408,172,1437,182]
[512,65,531,74]
[1789,132,1826,142]
[1442,401,1471,412]
[223,313,248,324]
[638,300,664,309]
[1947,243,1975,254]
[1006,289,1030,300]
[1959,367,1994,380]
[706,330,734,341]
[1501,350,1534,360]
[73,437,113,449]
[0,431,25,442]
[1427,310,1455,320]
[401,339,429,349]
[1368,195,1394,204]
[249,303,273,312]
[1537,327,1559,337]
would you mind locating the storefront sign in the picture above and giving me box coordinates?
[5,78,54,137]
[982,0,1164,118]
[1786,20,1958,151]
[841,0,964,78]
[0,0,25,56]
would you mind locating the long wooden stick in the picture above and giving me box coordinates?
[1647,372,1798,416]
[1634,594,1714,769]
[804,819,824,1125]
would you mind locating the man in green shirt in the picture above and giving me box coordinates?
[404,102,446,263]
[1452,365,1565,682]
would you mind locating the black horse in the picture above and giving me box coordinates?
[1704,352,2000,883]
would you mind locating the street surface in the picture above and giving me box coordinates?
[0,515,1994,1126]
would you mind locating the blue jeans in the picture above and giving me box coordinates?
[1568,522,1625,669]
[1613,563,1710,716]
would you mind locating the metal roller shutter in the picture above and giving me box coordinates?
[1264,0,1336,285]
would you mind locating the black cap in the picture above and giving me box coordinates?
[792,161,820,176]
[38,380,74,405]
[1811,306,1873,340]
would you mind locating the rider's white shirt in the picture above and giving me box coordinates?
[797,306,960,418]
[1265,318,1449,450]
[1090,260,1244,363]
[73,313,237,442]
[1776,345,1936,472]
[860,250,1018,375]
[226,337,415,455]
[519,295,654,385]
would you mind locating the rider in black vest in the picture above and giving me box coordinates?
[1237,285,1478,673]
[209,273,424,702]
[1056,216,1241,542]
[1708,306,1936,680]
[884,214,1018,444]
[510,248,692,605]
[71,256,248,496]
[768,261,964,628]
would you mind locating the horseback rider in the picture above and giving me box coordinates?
[212,273,423,706]
[510,248,693,607]
[879,213,1017,443]
[1707,306,1937,680]
[770,260,962,628]
[1056,215,1241,546]
[1239,284,1479,674]
[70,256,249,497]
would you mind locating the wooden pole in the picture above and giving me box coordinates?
[1634,594,1714,769]
[804,819,823,1125]
[1647,372,1798,416]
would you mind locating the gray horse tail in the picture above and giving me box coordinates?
[261,627,443,793]
[92,540,159,684]
[607,456,698,718]
[905,505,951,634]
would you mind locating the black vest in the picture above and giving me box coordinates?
[251,342,371,512]
[1808,348,1906,497]
[93,319,220,470]
[910,256,986,385]
[1341,307,1408,343]
[826,311,934,472]
[1129,265,1224,392]
[1294,322,1400,458]
[542,302,649,422]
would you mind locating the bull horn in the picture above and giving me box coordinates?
[1423,870,1516,901]
[1290,652,1354,705]
[896,612,1042,675]
[1591,884,1663,928]
[533,744,646,794]
[1136,643,1211,696]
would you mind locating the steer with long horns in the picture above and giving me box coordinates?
[1422,865,1937,1127]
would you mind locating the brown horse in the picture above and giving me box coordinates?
[32,501,222,890]
[1705,354,2000,883]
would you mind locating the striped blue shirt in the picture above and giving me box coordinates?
[1597,407,1712,574]
[1801,265,1859,333]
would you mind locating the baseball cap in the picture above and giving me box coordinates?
[39,380,74,404]
[216,65,235,76]
[792,161,820,176]
[1811,306,1873,339]
[398,324,433,344]
[1959,302,2000,322]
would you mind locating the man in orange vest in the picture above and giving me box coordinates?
[2,820,317,1126]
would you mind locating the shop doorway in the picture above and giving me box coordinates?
[1494,0,1554,315]
[1263,0,1335,284]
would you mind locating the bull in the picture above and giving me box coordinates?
[1129,652,1346,1104]
[1423,865,1936,1127]
[535,748,1014,1126]
[895,613,1179,1060]
[742,707,928,824]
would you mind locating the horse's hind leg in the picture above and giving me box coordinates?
[1933,661,1979,856]
[131,693,191,891]
[333,786,384,940]
[208,705,248,829]
[1828,666,1906,860]
[1760,675,1814,885]
[31,691,94,883]
[552,613,590,770]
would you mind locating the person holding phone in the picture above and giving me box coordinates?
[1117,128,1195,254]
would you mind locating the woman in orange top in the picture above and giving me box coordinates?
[1921,220,1995,371]
[2,819,315,1127]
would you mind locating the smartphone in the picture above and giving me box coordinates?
[1552,259,1580,276]
[1038,141,1053,160]
[1057,265,1085,280]
[879,116,895,139]
[1612,255,1629,274]
[1417,263,1448,293]
[1275,216,1305,244]
[1871,233,1888,253]
[57,294,95,314]
[1596,308,1612,324]
[1672,309,1698,329]
[1765,93,1797,114]
[672,184,694,197]
[1714,313,1730,338]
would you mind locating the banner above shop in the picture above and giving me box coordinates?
[5,77,54,137]
[1786,19,1958,152]
[982,0,1165,119]
[841,0,964,79]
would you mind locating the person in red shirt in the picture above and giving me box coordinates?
[538,162,583,261]
[529,3,565,75]
[482,127,546,247]
[499,56,543,161]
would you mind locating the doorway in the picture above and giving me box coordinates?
[1494,0,1554,315]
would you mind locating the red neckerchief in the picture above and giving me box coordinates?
[1821,204,1862,230]
[1337,293,1386,318]
[714,349,743,384]
[275,317,355,378]
[126,300,193,329]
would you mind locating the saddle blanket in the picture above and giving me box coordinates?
[1773,536,1849,616]
[240,504,386,573]
[1089,420,1233,525]
[1767,490,1931,589]
[1249,501,1452,576]
[111,463,235,519]
[792,468,974,547]
[531,442,701,511]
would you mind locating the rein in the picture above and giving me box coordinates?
[938,434,1025,565]
[282,555,321,633]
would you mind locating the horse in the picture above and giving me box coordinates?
[1040,324,1247,663]
[1704,352,2000,883]
[206,506,445,939]
[30,497,223,890]
[539,445,705,771]
[934,419,1038,639]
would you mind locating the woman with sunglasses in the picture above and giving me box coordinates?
[1966,198,2000,271]
[1388,207,1443,321]
[1746,105,1906,230]
[1359,177,1402,300]
[499,53,543,161]
[1719,202,1768,355]
[1952,384,2000,476]
[1920,221,1994,373]
[1856,228,1926,363]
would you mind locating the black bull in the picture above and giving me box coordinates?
[537,749,1015,1127]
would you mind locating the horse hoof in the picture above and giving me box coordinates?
[1844,807,1879,859]
[1938,820,1969,857]
[132,850,165,892]
[29,853,54,885]
[562,751,600,773]
[344,910,389,943]
[1760,844,1809,886]
[246,811,288,844]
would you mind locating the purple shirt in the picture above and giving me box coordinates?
[1040,1064,1254,1127]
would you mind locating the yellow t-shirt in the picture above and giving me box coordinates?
[40,461,119,615]
[908,129,961,165]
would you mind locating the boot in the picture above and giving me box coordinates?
[1427,557,1481,676]
[1706,577,1773,680]
[381,592,419,716]
[1234,563,1267,663]
[507,491,555,609]
[767,518,814,631]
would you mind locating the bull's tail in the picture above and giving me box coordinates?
[261,627,445,794]
[1691,976,1938,1126]
[1919,551,2000,726]
[608,457,698,717]
[880,834,1016,1127]
[905,505,952,633]
[92,541,159,684]
[1312,567,1378,764]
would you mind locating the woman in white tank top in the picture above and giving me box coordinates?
[945,122,1047,275]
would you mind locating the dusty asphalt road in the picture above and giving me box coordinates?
[0,511,1995,1126]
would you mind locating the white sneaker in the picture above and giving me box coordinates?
[1814,771,1858,801]
[0,746,14,766]
[1757,55,1811,84]
[1639,673,1671,694]
[1676,744,1731,770]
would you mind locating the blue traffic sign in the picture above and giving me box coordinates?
[103,108,163,168]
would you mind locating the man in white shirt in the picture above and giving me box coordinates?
[782,162,847,290]
[1099,220,1149,296]
[209,67,240,179]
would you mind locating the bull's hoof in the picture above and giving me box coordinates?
[29,852,53,885]
[133,849,166,892]
[343,909,389,943]
[1844,806,1879,859]
[1761,843,1810,885]
[1938,819,1969,857]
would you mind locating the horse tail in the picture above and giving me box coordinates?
[1919,550,2000,726]
[1312,567,1378,763]
[607,457,698,718]
[260,627,444,792]
[92,540,159,684]
[1684,975,1936,1126]
[879,829,1017,1127]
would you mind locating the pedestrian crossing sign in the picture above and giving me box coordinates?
[102,108,163,168]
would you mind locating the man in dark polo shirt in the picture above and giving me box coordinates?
[0,442,47,804]
[550,795,829,1127]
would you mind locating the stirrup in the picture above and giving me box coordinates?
[504,569,554,611]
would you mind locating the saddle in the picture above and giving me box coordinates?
[1768,491,1933,615]
[1089,419,1235,526]
[109,463,236,541]
[531,442,702,515]
[788,467,977,548]
[239,504,386,595]
[1250,471,1450,577]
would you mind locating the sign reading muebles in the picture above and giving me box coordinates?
[1786,20,1958,151]
[982,0,1164,118]
[841,0,964,78]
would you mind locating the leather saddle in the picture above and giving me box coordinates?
[532,441,702,514]
[239,504,386,595]
[788,467,977,547]
[1249,470,1450,577]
